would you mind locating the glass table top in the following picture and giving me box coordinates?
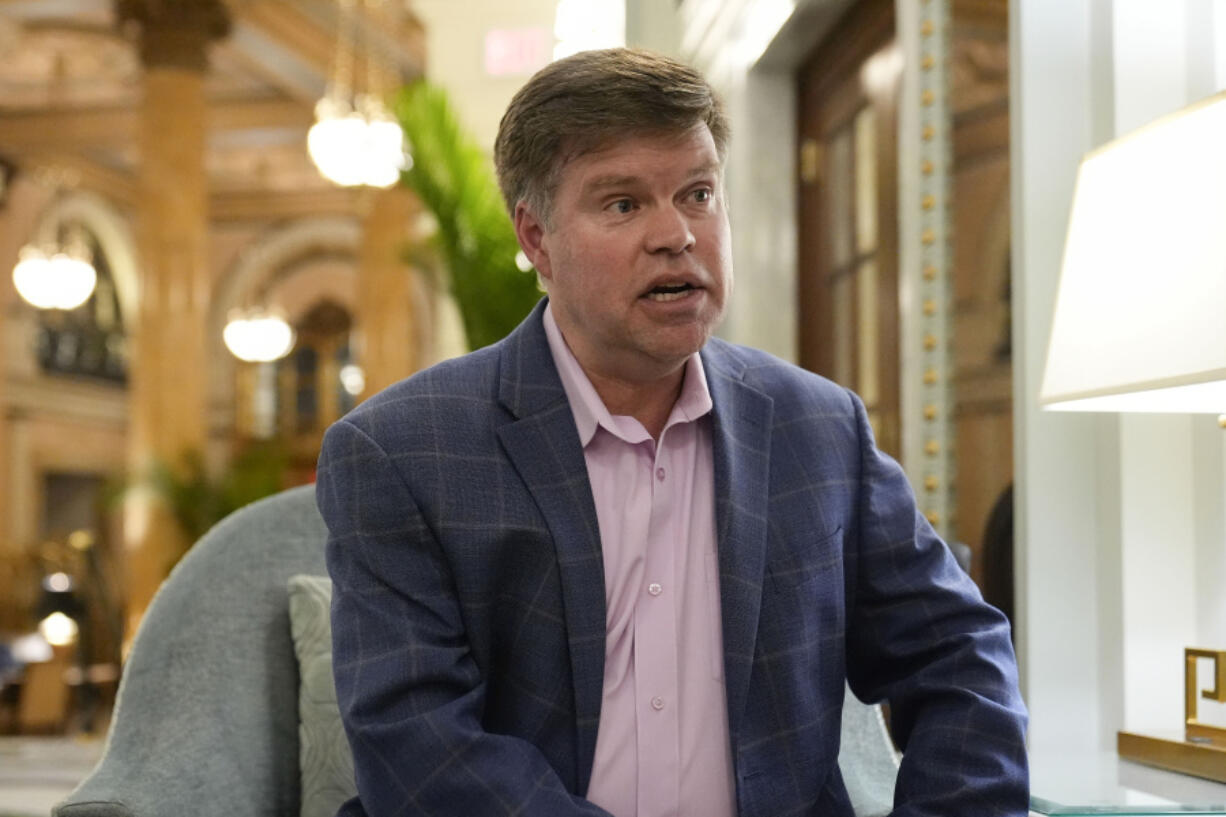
[1029,751,1226,815]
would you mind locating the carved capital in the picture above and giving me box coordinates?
[115,0,231,72]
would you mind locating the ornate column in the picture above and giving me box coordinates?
[357,186,421,398]
[116,0,230,641]
[898,0,955,540]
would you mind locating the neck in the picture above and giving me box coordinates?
[584,363,686,440]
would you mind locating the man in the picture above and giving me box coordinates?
[316,48,1028,817]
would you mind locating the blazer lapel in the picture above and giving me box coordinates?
[494,301,607,794]
[702,343,774,746]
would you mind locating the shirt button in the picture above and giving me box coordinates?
[651,696,665,711]
[656,467,666,481]
[648,582,663,596]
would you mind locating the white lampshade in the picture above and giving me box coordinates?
[1041,90,1226,413]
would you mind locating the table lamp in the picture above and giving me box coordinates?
[1040,89,1226,783]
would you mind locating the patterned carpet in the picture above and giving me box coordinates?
[0,737,104,817]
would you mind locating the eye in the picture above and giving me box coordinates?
[609,198,635,214]
[691,187,713,204]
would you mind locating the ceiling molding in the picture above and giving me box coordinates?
[0,98,313,151]
[17,148,137,205]
[210,187,362,221]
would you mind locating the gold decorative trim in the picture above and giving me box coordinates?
[908,0,955,539]
[1118,731,1226,784]
[1185,648,1226,733]
[1117,648,1226,784]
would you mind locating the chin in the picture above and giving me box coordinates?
[650,334,709,364]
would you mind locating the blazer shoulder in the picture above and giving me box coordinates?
[705,338,858,421]
[334,344,504,443]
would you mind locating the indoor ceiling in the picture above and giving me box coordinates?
[0,0,426,216]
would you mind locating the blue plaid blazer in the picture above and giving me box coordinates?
[316,300,1028,817]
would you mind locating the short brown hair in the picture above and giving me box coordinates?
[493,48,729,224]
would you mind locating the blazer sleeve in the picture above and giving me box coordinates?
[316,418,612,817]
[840,392,1030,817]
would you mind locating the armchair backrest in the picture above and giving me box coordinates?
[56,485,327,817]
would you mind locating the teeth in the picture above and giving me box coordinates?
[646,290,691,302]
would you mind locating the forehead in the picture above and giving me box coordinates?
[556,125,722,192]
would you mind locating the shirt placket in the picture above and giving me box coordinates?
[634,437,681,817]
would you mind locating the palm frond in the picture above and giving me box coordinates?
[393,82,541,351]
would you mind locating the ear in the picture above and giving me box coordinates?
[513,201,554,283]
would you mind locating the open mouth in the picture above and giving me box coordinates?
[644,282,698,302]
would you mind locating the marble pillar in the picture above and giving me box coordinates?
[357,186,421,398]
[116,0,230,642]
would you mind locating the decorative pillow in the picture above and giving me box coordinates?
[287,574,357,817]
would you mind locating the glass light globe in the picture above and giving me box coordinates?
[310,95,408,188]
[339,363,366,396]
[364,115,408,188]
[12,246,56,309]
[39,612,78,647]
[47,252,97,309]
[43,572,73,592]
[223,310,296,363]
[308,100,372,188]
[12,244,96,310]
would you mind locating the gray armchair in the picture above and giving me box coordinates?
[55,485,899,817]
[56,485,324,817]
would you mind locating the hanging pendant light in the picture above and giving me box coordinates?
[12,222,98,310]
[223,308,296,363]
[307,0,408,188]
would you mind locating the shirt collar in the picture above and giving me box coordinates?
[543,302,713,447]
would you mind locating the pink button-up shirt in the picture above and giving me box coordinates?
[543,305,736,817]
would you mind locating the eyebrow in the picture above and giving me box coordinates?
[585,174,642,193]
[583,163,722,195]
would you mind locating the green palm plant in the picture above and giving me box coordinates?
[392,81,542,351]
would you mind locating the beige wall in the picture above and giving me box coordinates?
[411,0,560,153]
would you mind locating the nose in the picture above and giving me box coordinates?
[644,204,695,255]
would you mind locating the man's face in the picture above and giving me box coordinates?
[515,124,732,385]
